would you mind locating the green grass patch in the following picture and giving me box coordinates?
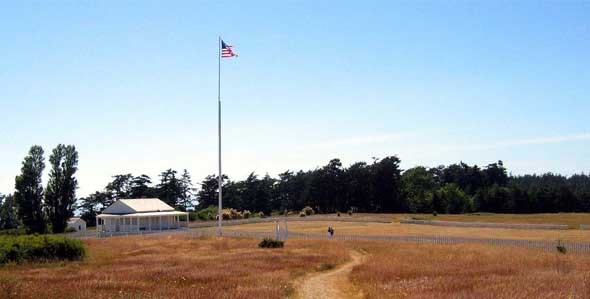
[0,234,86,264]
[0,229,27,236]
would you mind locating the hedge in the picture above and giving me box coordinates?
[0,234,86,264]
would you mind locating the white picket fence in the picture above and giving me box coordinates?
[400,219,569,230]
[210,229,590,254]
[67,225,590,254]
[189,215,391,228]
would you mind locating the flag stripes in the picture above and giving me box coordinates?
[221,39,238,58]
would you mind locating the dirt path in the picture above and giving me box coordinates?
[296,250,364,299]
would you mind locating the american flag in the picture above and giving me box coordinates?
[221,39,238,58]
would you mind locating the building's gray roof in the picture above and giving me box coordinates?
[101,198,175,215]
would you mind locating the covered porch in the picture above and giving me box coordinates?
[96,211,189,237]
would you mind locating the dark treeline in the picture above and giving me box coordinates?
[197,158,590,216]
[4,145,590,232]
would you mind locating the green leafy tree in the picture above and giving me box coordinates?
[223,180,244,210]
[157,169,181,207]
[371,156,404,212]
[402,166,436,213]
[130,174,155,198]
[475,184,511,212]
[343,162,373,212]
[197,174,227,209]
[106,174,133,201]
[178,169,195,210]
[435,184,474,214]
[14,145,47,233]
[45,144,79,233]
[0,194,20,229]
[484,161,508,187]
[79,191,111,226]
[276,170,310,212]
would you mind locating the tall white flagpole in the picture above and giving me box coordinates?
[217,36,223,235]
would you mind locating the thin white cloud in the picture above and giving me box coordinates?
[441,133,590,152]
[295,133,410,150]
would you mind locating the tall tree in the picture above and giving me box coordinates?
[197,174,227,209]
[484,161,508,187]
[276,170,308,212]
[402,166,436,213]
[130,174,155,198]
[0,194,20,229]
[435,184,474,214]
[371,156,404,212]
[157,169,182,207]
[106,174,133,201]
[178,169,195,210]
[343,162,373,212]
[79,191,111,226]
[14,145,47,233]
[45,144,79,233]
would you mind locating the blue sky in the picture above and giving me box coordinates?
[1,1,589,197]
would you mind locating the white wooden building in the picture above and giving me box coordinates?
[96,198,189,237]
[67,217,86,231]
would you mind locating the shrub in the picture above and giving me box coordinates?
[215,208,243,220]
[557,240,567,254]
[194,206,218,221]
[0,235,85,264]
[302,206,314,216]
[433,210,438,217]
[227,208,242,220]
[221,210,231,220]
[317,262,335,271]
[299,212,306,217]
[337,212,341,217]
[0,229,27,236]
[64,227,77,233]
[258,212,265,218]
[348,210,353,216]
[243,210,251,219]
[258,237,284,248]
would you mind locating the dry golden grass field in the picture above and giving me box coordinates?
[0,235,348,299]
[226,220,590,242]
[307,213,590,229]
[349,241,590,299]
[1,234,590,299]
